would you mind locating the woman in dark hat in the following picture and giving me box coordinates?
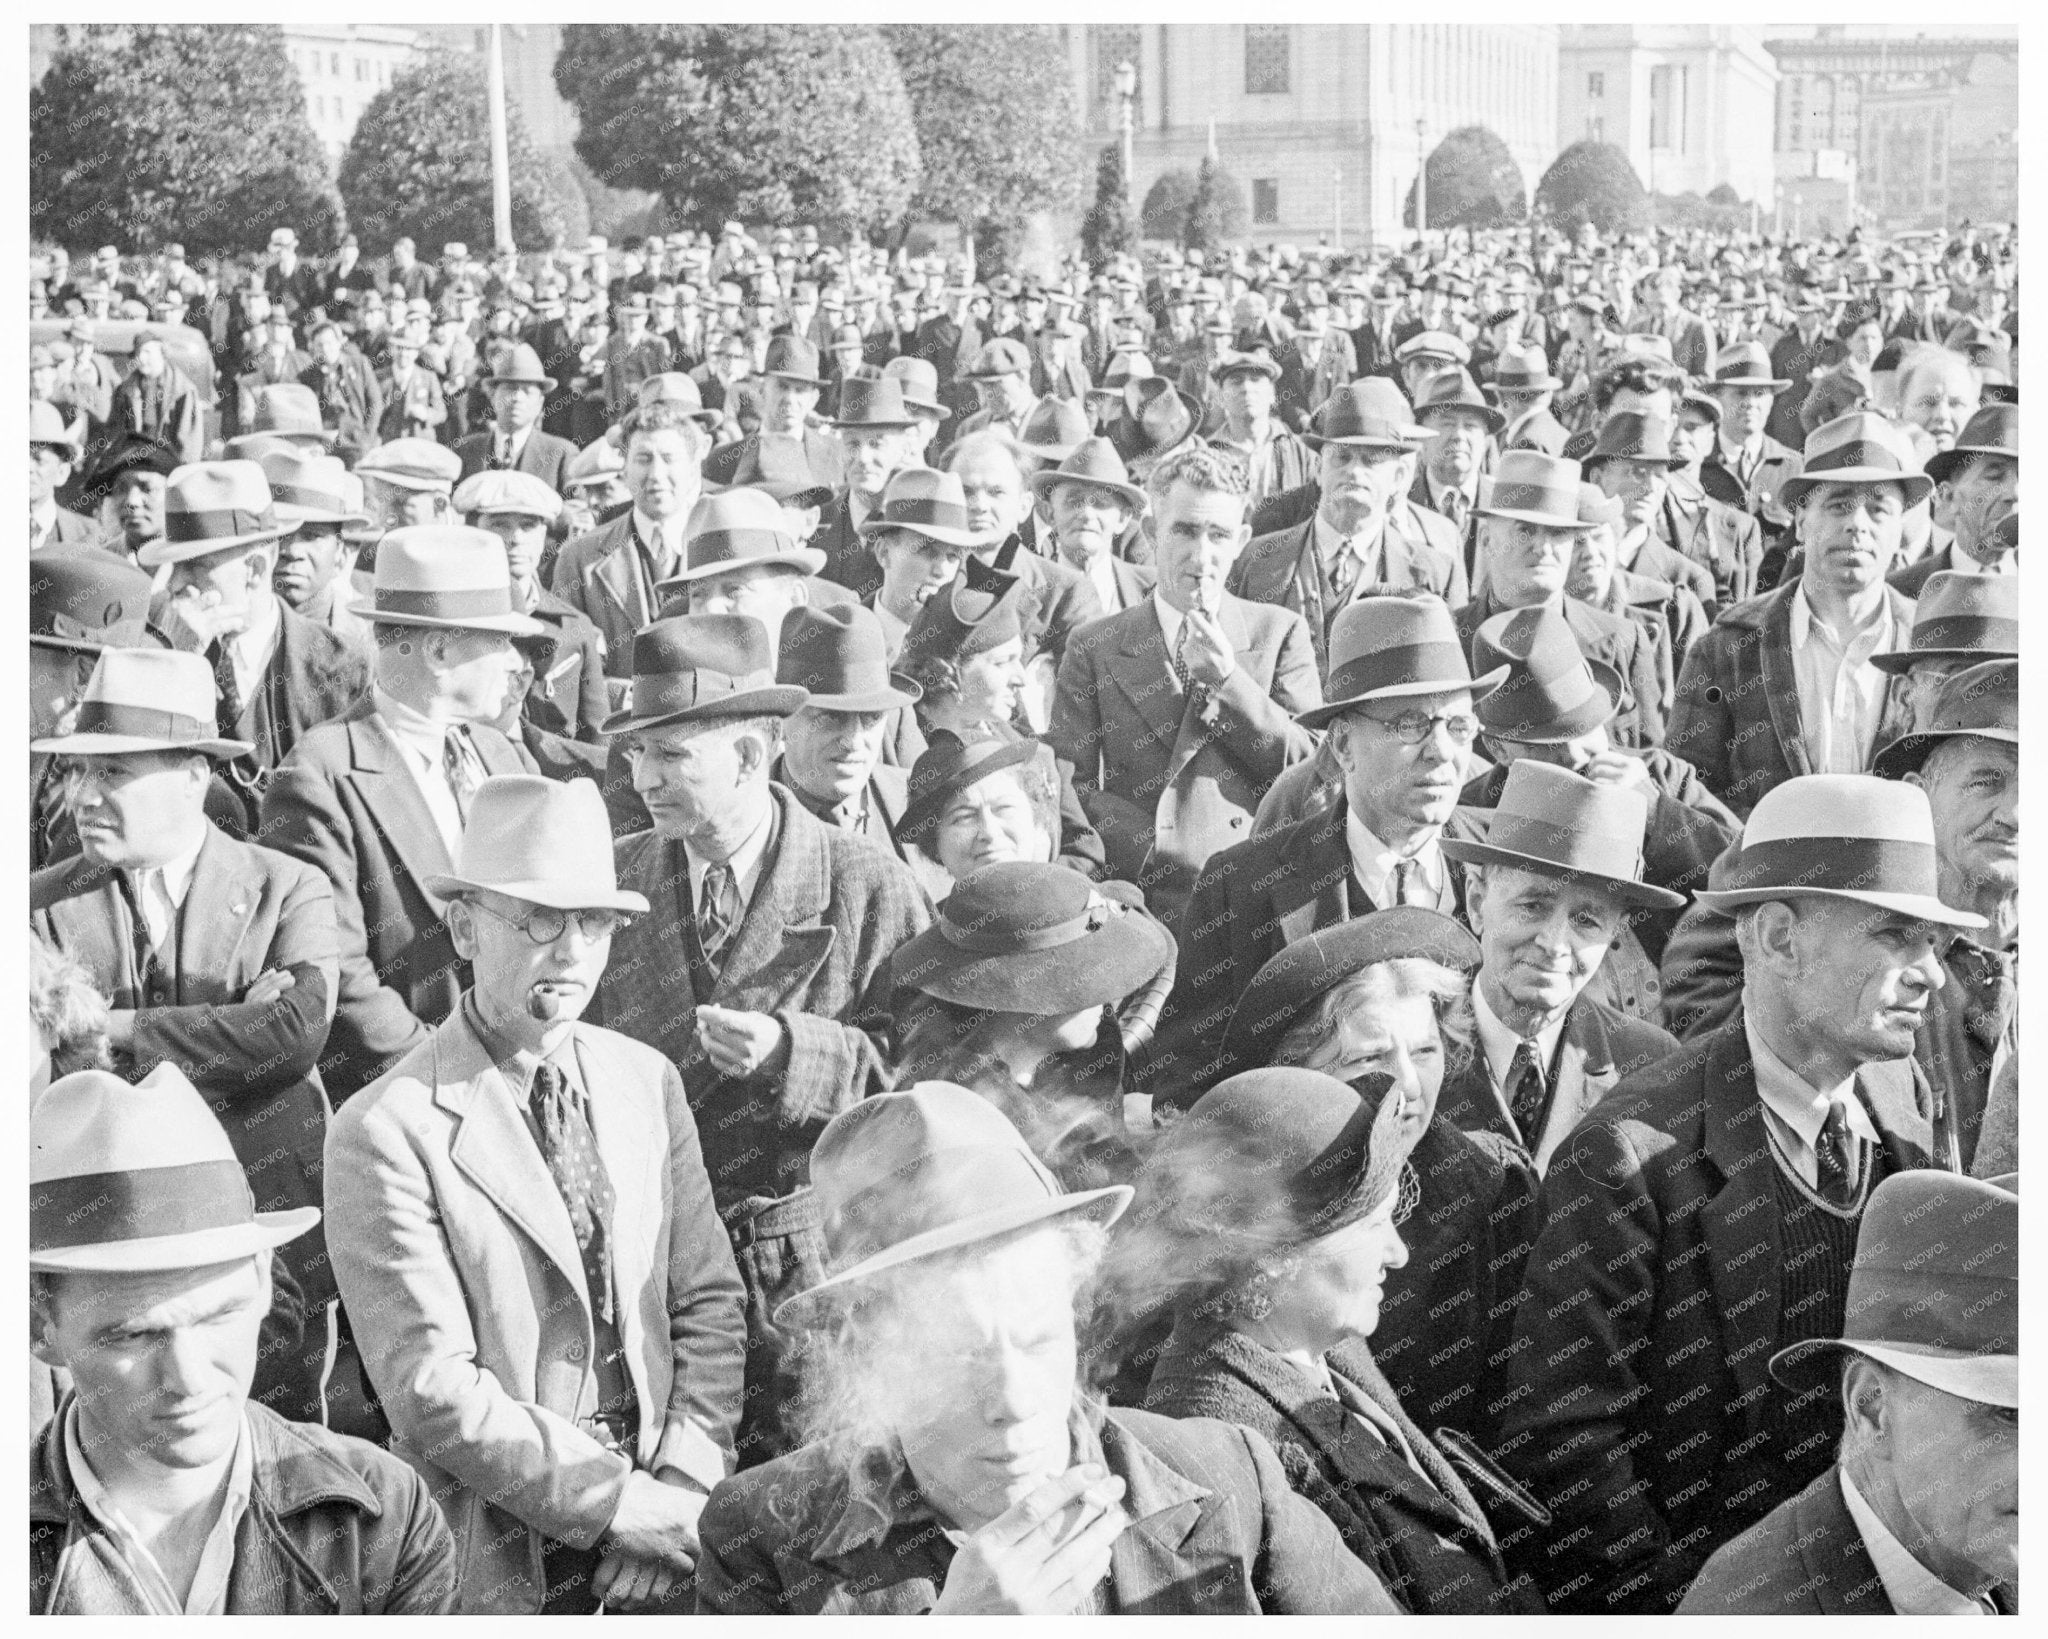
[1099,1066,1542,1614]
[891,862,1175,1193]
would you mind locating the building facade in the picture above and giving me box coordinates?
[281,26,427,162]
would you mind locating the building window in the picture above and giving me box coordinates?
[1589,114,1606,144]
[1588,71,1604,99]
[329,52,341,77]
[1245,26,1290,95]
[1648,63,1688,151]
[355,58,366,82]
[1253,178,1280,224]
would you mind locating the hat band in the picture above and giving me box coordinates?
[633,667,776,716]
[1804,443,1911,478]
[938,892,1118,955]
[1326,639,1474,703]
[375,586,516,620]
[692,527,801,566]
[72,700,215,742]
[1487,811,1643,880]
[1844,1272,2014,1356]
[270,481,348,512]
[828,1141,1062,1273]
[33,1159,256,1251]
[1910,614,2019,653]
[1488,481,1579,516]
[166,505,281,543]
[1723,835,1939,898]
[883,497,974,534]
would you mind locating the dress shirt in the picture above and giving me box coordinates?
[371,685,467,859]
[1744,1013,1882,1191]
[30,496,58,550]
[1426,475,1479,522]
[1345,811,1448,911]
[1943,537,2015,577]
[1839,1471,1996,1616]
[1471,979,1569,1119]
[62,1401,251,1615]
[1788,586,1903,775]
[681,799,776,927]
[224,592,282,710]
[462,995,589,1151]
[1718,433,1765,486]
[124,831,206,954]
[495,424,533,467]
[1614,524,1653,571]
[632,507,689,583]
[1084,550,1125,614]
[1312,509,1384,600]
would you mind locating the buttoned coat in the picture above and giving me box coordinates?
[1668,581,1917,818]
[1049,592,1321,927]
[811,494,881,601]
[1700,434,1802,531]
[1454,591,1664,748]
[325,1010,746,1613]
[548,512,660,683]
[452,426,579,495]
[260,697,535,1100]
[1495,1019,1941,1614]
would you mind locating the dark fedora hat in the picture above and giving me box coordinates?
[715,431,833,510]
[1414,368,1506,436]
[776,602,920,713]
[1472,603,1626,745]
[1221,909,1480,1080]
[1922,401,2018,484]
[1440,760,1684,909]
[1018,396,1093,463]
[1870,571,2018,672]
[897,554,1025,674]
[601,613,810,734]
[762,334,825,386]
[1106,376,1202,470]
[1870,658,2017,780]
[1582,412,1686,472]
[828,374,918,430]
[660,488,827,588]
[1299,594,1507,729]
[1303,379,1432,450]
[1026,436,1146,511]
[890,862,1172,1016]
[31,550,158,654]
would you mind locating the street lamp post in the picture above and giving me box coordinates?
[1414,117,1427,245]
[1115,60,1137,205]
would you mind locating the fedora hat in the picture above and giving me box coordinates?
[141,460,297,568]
[30,550,158,654]
[1105,377,1202,469]
[1582,412,1686,472]
[776,602,919,712]
[29,399,81,458]
[1221,909,1481,1079]
[259,448,368,526]
[898,731,1053,846]
[635,372,722,426]
[892,862,1172,1016]
[713,433,834,510]
[358,525,547,636]
[658,488,827,588]
[481,342,557,392]
[881,355,950,420]
[1441,761,1683,909]
[763,334,825,386]
[603,614,809,734]
[1870,571,2018,672]
[1415,369,1507,435]
[1304,379,1431,450]
[1490,345,1562,394]
[423,775,648,912]
[1778,413,1933,509]
[226,383,337,455]
[774,1081,1131,1326]
[966,336,1033,380]
[1210,347,1283,382]
[1472,603,1627,744]
[1018,396,1092,462]
[1027,436,1146,511]
[356,436,462,494]
[32,647,252,760]
[1708,341,1791,391]
[828,374,918,430]
[858,467,988,549]
[1870,658,2017,780]
[1692,773,1986,926]
[453,468,563,524]
[1471,450,1585,529]
[32,1062,320,1273]
[1300,594,1507,728]
[1922,402,2018,484]
[1769,1171,2016,1406]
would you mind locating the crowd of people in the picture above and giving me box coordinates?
[29,203,2019,1616]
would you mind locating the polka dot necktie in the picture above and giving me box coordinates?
[1506,1041,1548,1151]
[530,1061,617,1324]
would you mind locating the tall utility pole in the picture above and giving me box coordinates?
[1414,117,1427,243]
[1333,167,1343,247]
[487,23,513,254]
[1115,60,1137,204]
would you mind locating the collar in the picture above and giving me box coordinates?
[498,424,531,459]
[460,993,580,1104]
[1790,581,1899,649]
[682,798,777,911]
[1427,473,1477,513]
[633,506,688,559]
[1313,507,1385,568]
[1840,1470,1996,1616]
[1344,809,1445,903]
[1744,1012,1882,1155]
[372,684,460,767]
[31,495,57,530]
[229,590,282,673]
[1472,976,1569,1092]
[124,828,207,914]
[1944,535,2012,576]
[1150,589,1185,652]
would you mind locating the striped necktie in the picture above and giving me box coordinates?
[698,861,738,969]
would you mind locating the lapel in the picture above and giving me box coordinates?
[1100,1415,1217,1613]
[1696,1024,1783,1413]
[346,705,455,899]
[587,518,647,630]
[1277,518,1328,639]
[709,792,838,1009]
[1112,602,1192,751]
[575,1027,659,1407]
[868,765,909,843]
[1535,998,1622,1171]
[176,826,261,988]
[1756,585,1813,776]
[43,855,140,1001]
[1162,599,1253,785]
[1275,799,1354,947]
[1793,1472,1894,1615]
[1326,1359,1493,1544]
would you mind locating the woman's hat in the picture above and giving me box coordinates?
[226,383,335,453]
[1221,909,1480,1079]
[1582,412,1687,473]
[1018,396,1093,463]
[897,555,1025,674]
[358,525,548,635]
[1770,1171,2016,1406]
[1441,761,1684,909]
[603,613,810,734]
[774,1081,1132,1326]
[142,460,297,568]
[1414,368,1506,436]
[1298,594,1506,729]
[423,775,648,912]
[1302,379,1432,450]
[32,1063,320,1273]
[259,448,369,526]
[1472,603,1627,744]
[1471,450,1585,529]
[827,375,918,431]
[1922,402,2018,485]
[858,467,988,549]
[1870,658,2017,780]
[31,647,253,760]
[1026,436,1147,511]
[898,731,1052,847]
[30,550,159,654]
[776,603,920,713]
[482,342,558,392]
[1870,571,2018,672]
[1778,413,1934,509]
[1691,773,1986,926]
[658,488,827,588]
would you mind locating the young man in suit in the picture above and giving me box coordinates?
[325,775,745,1614]
[30,401,98,552]
[452,342,578,498]
[701,335,845,493]
[1698,343,1803,531]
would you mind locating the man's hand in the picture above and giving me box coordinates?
[694,1005,790,1079]
[1177,608,1236,691]
[1576,748,1655,796]
[932,1464,1131,1615]
[242,968,297,1008]
[596,1470,705,1607]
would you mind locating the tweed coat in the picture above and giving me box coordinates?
[1494,1018,1942,1614]
[1454,590,1665,749]
[694,1404,1397,1615]
[1143,1322,1539,1614]
[1049,591,1321,928]
[325,1010,746,1613]
[260,696,535,1100]
[1667,581,1917,818]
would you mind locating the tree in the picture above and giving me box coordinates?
[1403,125,1526,230]
[883,25,1079,251]
[338,50,565,252]
[31,24,340,256]
[555,25,920,237]
[1142,168,1199,242]
[1080,144,1138,269]
[1182,154,1248,252]
[1534,140,1650,237]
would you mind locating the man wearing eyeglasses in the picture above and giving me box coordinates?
[326,774,747,1614]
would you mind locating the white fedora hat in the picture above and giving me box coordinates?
[31,1063,319,1273]
[357,525,547,635]
[140,459,298,568]
[423,776,649,913]
[30,647,253,760]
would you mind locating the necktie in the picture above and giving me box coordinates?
[492,435,512,470]
[1169,618,1193,693]
[1814,1099,1860,1209]
[529,1062,617,1324]
[441,726,483,823]
[1505,1041,1548,1149]
[207,639,244,737]
[1441,490,1467,535]
[1328,541,1361,609]
[698,861,738,968]
[1389,857,1429,908]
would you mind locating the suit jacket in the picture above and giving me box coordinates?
[991,534,1106,672]
[1208,427,1318,510]
[453,426,578,495]
[811,492,881,601]
[703,427,844,493]
[695,1403,1396,1615]
[548,512,662,681]
[1502,406,1571,456]
[325,1009,747,1613]
[1599,563,1710,699]
[1700,434,1802,534]
[592,788,931,1211]
[298,358,382,460]
[1049,592,1321,926]
[1275,331,1358,429]
[520,587,609,744]
[30,507,98,552]
[260,698,535,1100]
[1496,1019,1942,1613]
[1455,591,1664,748]
[1230,510,1468,677]
[1668,581,1917,818]
[32,824,340,1306]
[1656,483,1763,611]
[1885,541,2004,598]
[775,759,915,867]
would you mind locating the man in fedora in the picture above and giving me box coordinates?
[592,614,930,1466]
[29,1063,457,1613]
[262,526,540,1102]
[880,354,951,465]
[862,466,986,659]
[357,435,463,529]
[326,776,746,1613]
[956,336,1042,443]
[1274,283,1358,431]
[771,603,920,850]
[1498,773,1978,1612]
[1697,341,1803,530]
[146,461,370,834]
[31,646,344,1425]
[1030,437,1155,617]
[809,375,919,600]
[1205,347,1316,512]
[1579,411,1731,615]
[1233,381,1467,678]
[702,334,845,492]
[101,330,205,467]
[1889,402,2017,596]
[454,341,581,498]
[657,486,828,654]
[604,294,674,421]
[1872,568,2019,730]
[1680,1170,2018,1614]
[299,315,383,462]
[1492,345,1571,456]
[1151,594,1489,1101]
[1568,482,1709,707]
[1408,369,1501,557]
[1630,265,1717,379]
[1671,413,1925,817]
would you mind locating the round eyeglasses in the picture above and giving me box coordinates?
[468,900,631,945]
[1359,710,1480,747]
